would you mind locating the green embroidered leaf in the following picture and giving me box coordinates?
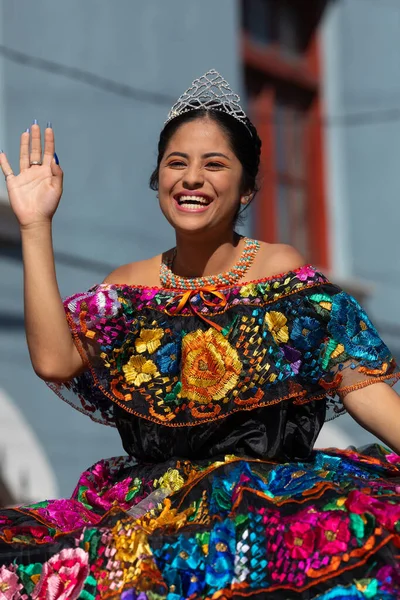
[349,513,365,541]
[17,563,43,595]
[310,293,332,304]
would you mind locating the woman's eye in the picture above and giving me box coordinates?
[169,161,186,168]
[206,162,224,169]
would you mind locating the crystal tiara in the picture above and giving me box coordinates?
[165,69,252,135]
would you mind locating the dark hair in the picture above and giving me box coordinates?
[149,109,262,223]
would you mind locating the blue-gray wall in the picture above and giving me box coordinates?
[0,0,242,498]
[320,0,400,447]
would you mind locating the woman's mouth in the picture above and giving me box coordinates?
[173,194,213,213]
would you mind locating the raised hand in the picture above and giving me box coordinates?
[0,122,63,228]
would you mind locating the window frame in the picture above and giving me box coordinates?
[242,0,329,268]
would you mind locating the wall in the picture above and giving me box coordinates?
[317,0,400,448]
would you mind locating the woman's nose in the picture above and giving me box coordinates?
[182,166,204,189]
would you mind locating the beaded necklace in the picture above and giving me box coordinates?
[159,237,260,290]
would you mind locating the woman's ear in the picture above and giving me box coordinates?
[240,192,253,205]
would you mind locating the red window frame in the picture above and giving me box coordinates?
[242,1,329,268]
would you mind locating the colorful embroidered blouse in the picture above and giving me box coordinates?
[47,265,400,462]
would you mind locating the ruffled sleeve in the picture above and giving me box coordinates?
[296,284,400,419]
[46,284,126,427]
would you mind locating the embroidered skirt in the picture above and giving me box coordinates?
[1,444,400,599]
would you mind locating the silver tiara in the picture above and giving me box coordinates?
[165,69,252,135]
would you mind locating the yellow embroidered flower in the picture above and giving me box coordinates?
[181,329,242,403]
[265,311,289,344]
[239,283,257,297]
[155,468,185,492]
[122,355,159,386]
[135,328,164,354]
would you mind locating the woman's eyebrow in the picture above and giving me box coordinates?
[165,151,231,160]
[165,152,188,159]
[202,152,231,160]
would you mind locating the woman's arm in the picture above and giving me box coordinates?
[21,222,85,381]
[0,125,84,382]
[343,383,400,454]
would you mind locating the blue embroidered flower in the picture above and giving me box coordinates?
[155,341,181,375]
[328,293,389,364]
[291,316,325,351]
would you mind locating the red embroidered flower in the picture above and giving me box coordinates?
[316,513,351,555]
[32,548,89,600]
[284,521,316,559]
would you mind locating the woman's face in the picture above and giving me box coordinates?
[158,117,245,235]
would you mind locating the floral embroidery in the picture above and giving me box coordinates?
[32,548,89,600]
[180,329,242,403]
[291,316,325,350]
[316,513,351,555]
[1,447,400,597]
[297,265,317,281]
[327,293,389,364]
[0,565,24,600]
[45,266,399,428]
[135,328,164,354]
[122,355,159,386]
[239,283,258,297]
[265,311,289,344]
[284,520,316,559]
[155,341,180,375]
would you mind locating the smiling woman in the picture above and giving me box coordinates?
[152,110,260,229]
[1,70,400,599]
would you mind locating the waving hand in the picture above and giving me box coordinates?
[0,123,63,228]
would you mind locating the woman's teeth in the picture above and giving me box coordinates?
[177,195,211,206]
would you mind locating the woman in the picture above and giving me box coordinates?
[0,70,400,599]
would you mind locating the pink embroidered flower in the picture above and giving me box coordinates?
[32,548,89,600]
[284,521,316,559]
[296,265,315,281]
[386,453,400,465]
[66,287,120,328]
[346,491,400,532]
[35,499,99,532]
[316,513,350,554]
[0,565,23,600]
[140,289,157,301]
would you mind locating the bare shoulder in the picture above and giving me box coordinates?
[102,254,165,287]
[254,242,306,278]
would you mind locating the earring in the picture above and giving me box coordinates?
[241,196,249,205]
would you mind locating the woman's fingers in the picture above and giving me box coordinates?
[0,151,15,184]
[20,130,30,171]
[43,126,55,166]
[30,122,42,165]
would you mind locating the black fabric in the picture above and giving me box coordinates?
[113,398,326,463]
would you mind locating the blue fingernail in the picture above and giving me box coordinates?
[47,121,52,129]
[0,149,3,154]
[33,119,38,125]
[54,152,59,165]
[25,128,30,133]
